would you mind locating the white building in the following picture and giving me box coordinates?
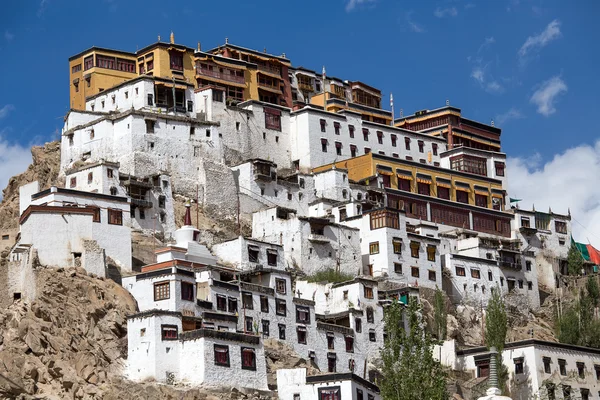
[12,181,132,274]
[277,368,381,400]
[251,207,362,276]
[127,310,268,390]
[64,160,176,235]
[439,147,508,193]
[437,339,600,400]
[511,207,572,291]
[440,231,540,308]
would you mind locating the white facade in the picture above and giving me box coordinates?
[127,311,268,390]
[251,207,362,276]
[212,236,285,272]
[439,147,508,190]
[277,368,381,400]
[290,106,447,171]
[15,182,132,273]
[437,339,600,400]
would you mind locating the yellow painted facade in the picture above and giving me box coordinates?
[313,153,504,210]
[69,41,196,111]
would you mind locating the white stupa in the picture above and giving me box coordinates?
[478,347,513,400]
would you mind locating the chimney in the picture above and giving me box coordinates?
[197,42,201,52]
[170,31,175,44]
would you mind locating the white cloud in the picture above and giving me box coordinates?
[486,81,503,93]
[404,11,425,33]
[4,31,14,42]
[434,7,458,18]
[518,19,561,57]
[0,133,32,200]
[471,67,485,83]
[530,76,567,116]
[345,0,376,12]
[0,104,15,119]
[37,0,49,17]
[478,37,495,53]
[507,140,600,247]
[495,107,523,125]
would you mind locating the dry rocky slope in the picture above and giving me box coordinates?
[0,141,564,399]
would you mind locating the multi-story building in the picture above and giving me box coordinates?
[395,105,502,152]
[69,33,195,110]
[438,339,600,400]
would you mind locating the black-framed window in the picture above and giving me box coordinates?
[327,332,335,350]
[260,295,269,313]
[241,347,256,370]
[296,306,310,323]
[514,357,524,374]
[181,281,194,301]
[278,324,286,340]
[242,292,253,309]
[275,299,287,316]
[366,307,374,323]
[558,359,566,376]
[214,344,230,367]
[276,278,287,294]
[267,250,277,266]
[327,354,337,373]
[297,326,307,344]
[369,329,376,342]
[261,320,270,337]
[228,297,238,313]
[245,316,253,333]
[161,324,178,341]
[216,294,227,311]
[345,336,354,352]
[543,357,552,374]
[318,386,340,400]
[355,318,362,333]
[357,388,364,400]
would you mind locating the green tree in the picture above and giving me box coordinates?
[380,299,448,400]
[433,287,447,340]
[567,244,584,276]
[485,288,508,392]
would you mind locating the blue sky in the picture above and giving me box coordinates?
[1,0,600,244]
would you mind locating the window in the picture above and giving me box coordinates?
[364,286,374,299]
[544,357,552,374]
[559,359,567,376]
[369,329,376,342]
[357,388,364,400]
[245,316,253,333]
[417,182,430,196]
[181,282,194,301]
[69,177,77,188]
[555,221,567,234]
[265,108,281,131]
[110,186,118,195]
[327,353,337,372]
[279,324,286,340]
[363,128,369,141]
[495,162,505,176]
[335,141,342,156]
[320,119,326,132]
[366,307,374,323]
[456,266,466,277]
[410,241,420,258]
[261,320,270,337]
[296,306,310,323]
[214,345,230,367]
[154,281,170,300]
[562,385,571,400]
[471,269,481,279]
[577,362,585,379]
[276,278,286,294]
[393,238,402,254]
[319,387,340,400]
[364,147,371,154]
[436,186,450,200]
[248,246,259,263]
[333,121,341,135]
[228,297,237,313]
[161,325,178,340]
[107,168,114,178]
[377,131,383,144]
[348,125,355,138]
[514,357,524,374]
[345,336,354,352]
[518,280,524,289]
[108,209,123,225]
[418,140,424,153]
[428,270,436,281]
[475,194,488,208]
[297,326,307,344]
[350,144,357,157]
[488,271,493,281]
[321,138,328,152]
[326,332,335,350]
[581,388,589,400]
[242,292,253,309]
[355,318,362,333]
[411,266,420,278]
[432,143,438,156]
[394,263,402,274]
[266,250,277,266]
[216,295,227,311]
[145,119,155,133]
[260,296,269,313]
[169,51,183,71]
[525,260,532,271]
[595,364,600,380]
[521,217,530,227]
[147,94,154,106]
[405,137,411,150]
[427,245,436,261]
[369,242,379,255]
[276,299,286,316]
[88,206,101,223]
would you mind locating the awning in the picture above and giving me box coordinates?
[266,248,278,255]
[378,169,393,176]
[398,174,413,180]
[167,46,187,53]
[492,193,504,199]
[436,181,451,188]
[455,186,470,192]
[417,178,432,184]
[258,85,282,94]
[155,82,189,90]
[475,190,489,196]
[248,245,260,251]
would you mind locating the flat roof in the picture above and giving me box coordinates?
[457,338,600,357]
[306,372,380,393]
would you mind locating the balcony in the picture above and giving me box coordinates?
[196,65,245,84]
[239,281,275,296]
[519,226,538,236]
[308,233,330,243]
[257,64,281,76]
[499,259,522,270]
[196,299,213,310]
[123,179,153,189]
[131,198,153,208]
[298,82,313,92]
[258,80,281,92]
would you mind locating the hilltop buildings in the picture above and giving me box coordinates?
[0,34,587,399]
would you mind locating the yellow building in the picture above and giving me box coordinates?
[68,33,195,110]
[310,80,392,125]
[314,152,511,236]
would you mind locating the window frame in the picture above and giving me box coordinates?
[241,347,257,371]
[154,281,170,301]
[214,344,230,367]
[181,281,194,301]
[161,324,178,341]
